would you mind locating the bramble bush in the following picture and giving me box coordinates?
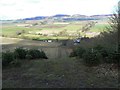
[40,50,48,59]
[93,45,120,64]
[69,44,120,66]
[69,49,77,57]
[69,47,86,58]
[105,52,120,64]
[27,49,48,59]
[14,47,27,59]
[93,45,109,58]
[26,54,33,60]
[82,50,102,66]
[14,48,48,59]
[2,51,15,66]
[27,49,41,59]
[2,47,48,67]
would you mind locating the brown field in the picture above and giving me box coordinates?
[1,37,73,59]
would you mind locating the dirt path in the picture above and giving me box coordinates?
[43,47,72,59]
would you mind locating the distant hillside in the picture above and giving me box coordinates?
[71,14,87,18]
[53,14,70,17]
[19,14,112,21]
[23,16,47,20]
[90,14,113,19]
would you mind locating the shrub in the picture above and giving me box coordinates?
[27,49,48,59]
[2,34,7,37]
[14,47,27,59]
[16,30,25,35]
[82,50,102,66]
[105,52,120,64]
[69,49,77,57]
[100,49,109,58]
[93,45,120,64]
[93,45,109,58]
[40,50,48,59]
[2,34,5,37]
[32,38,40,41]
[69,47,86,58]
[76,47,86,58]
[26,54,33,59]
[16,31,22,35]
[2,51,14,66]
[93,44,104,51]
[2,48,48,68]
[27,49,41,59]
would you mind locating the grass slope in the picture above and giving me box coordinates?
[2,58,119,88]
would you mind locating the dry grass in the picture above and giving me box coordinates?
[2,58,119,88]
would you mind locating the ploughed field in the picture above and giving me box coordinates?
[1,37,73,58]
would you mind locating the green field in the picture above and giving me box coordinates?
[90,24,110,32]
[2,20,110,40]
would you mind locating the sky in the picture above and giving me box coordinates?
[0,0,119,20]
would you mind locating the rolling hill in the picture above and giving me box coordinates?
[20,14,112,21]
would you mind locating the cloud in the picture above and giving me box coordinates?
[0,0,119,20]
[25,0,41,3]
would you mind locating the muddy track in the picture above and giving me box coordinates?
[40,46,72,59]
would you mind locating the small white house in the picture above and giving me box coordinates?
[48,40,52,42]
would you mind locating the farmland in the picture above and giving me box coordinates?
[2,20,109,40]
